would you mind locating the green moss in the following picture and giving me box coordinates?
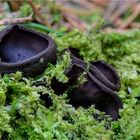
[1,26,140,139]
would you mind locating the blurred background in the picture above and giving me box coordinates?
[0,0,140,32]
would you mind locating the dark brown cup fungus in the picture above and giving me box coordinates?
[68,62,122,120]
[69,48,121,91]
[0,25,57,77]
[51,48,123,120]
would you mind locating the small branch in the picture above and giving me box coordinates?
[90,0,109,7]
[131,22,140,28]
[55,3,98,16]
[113,18,125,27]
[8,0,22,11]
[104,0,120,20]
[63,13,87,31]
[120,4,140,29]
[103,27,130,33]
[70,0,97,10]
[0,16,33,25]
[28,0,51,27]
[110,1,132,22]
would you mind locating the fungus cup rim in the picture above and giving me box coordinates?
[67,48,121,91]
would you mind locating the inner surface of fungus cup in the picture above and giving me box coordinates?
[0,25,57,77]
[51,48,123,121]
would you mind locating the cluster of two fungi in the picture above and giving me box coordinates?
[0,25,123,121]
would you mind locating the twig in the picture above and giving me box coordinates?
[104,0,120,20]
[70,0,97,10]
[0,16,33,25]
[89,0,110,8]
[131,22,140,28]
[22,22,63,36]
[110,1,132,22]
[63,13,87,31]
[54,3,99,16]
[113,18,125,27]
[103,27,130,33]
[8,0,22,11]
[120,4,140,29]
[28,0,51,27]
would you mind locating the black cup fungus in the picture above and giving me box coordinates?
[0,25,57,77]
[51,48,123,120]
[68,63,122,120]
[68,48,121,91]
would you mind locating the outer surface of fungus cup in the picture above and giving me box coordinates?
[0,25,57,77]
[69,48,121,91]
[67,62,122,120]
[68,63,122,120]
